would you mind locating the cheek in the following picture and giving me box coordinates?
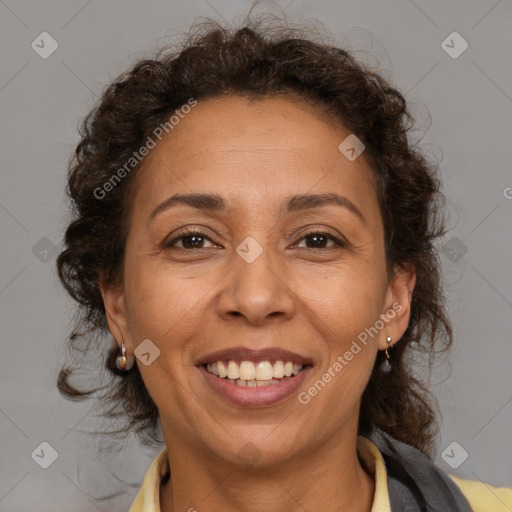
[124,255,216,355]
[301,262,385,339]
[298,273,381,421]
[122,261,211,402]
[296,262,383,396]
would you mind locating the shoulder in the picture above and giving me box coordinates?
[448,474,512,512]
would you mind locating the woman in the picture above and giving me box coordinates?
[56,15,512,512]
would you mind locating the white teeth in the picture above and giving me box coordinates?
[239,361,256,380]
[218,361,227,378]
[273,360,285,378]
[255,361,274,380]
[205,359,304,384]
[237,379,280,387]
[227,361,240,380]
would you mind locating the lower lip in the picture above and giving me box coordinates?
[198,365,312,407]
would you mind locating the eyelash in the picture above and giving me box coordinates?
[163,228,347,251]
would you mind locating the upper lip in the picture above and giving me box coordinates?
[197,346,313,366]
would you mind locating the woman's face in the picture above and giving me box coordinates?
[102,95,415,467]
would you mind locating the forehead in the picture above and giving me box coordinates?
[129,95,379,220]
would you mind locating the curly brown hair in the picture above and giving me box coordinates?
[56,14,452,456]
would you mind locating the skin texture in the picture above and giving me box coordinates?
[100,95,416,512]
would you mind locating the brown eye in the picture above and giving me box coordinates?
[164,229,216,250]
[295,231,346,250]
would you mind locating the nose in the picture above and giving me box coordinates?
[216,241,296,326]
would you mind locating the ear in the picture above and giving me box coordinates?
[99,276,132,353]
[378,263,416,351]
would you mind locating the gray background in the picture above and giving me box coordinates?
[1,0,511,510]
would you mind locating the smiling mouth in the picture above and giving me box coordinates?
[202,360,310,387]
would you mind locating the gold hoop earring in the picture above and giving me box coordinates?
[115,339,134,371]
[381,336,393,373]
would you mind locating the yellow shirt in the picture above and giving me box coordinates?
[129,436,512,511]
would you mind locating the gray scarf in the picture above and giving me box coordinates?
[364,428,473,511]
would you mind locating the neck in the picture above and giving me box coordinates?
[159,428,375,512]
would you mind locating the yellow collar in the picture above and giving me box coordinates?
[129,435,391,512]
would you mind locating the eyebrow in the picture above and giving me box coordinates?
[149,192,367,225]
